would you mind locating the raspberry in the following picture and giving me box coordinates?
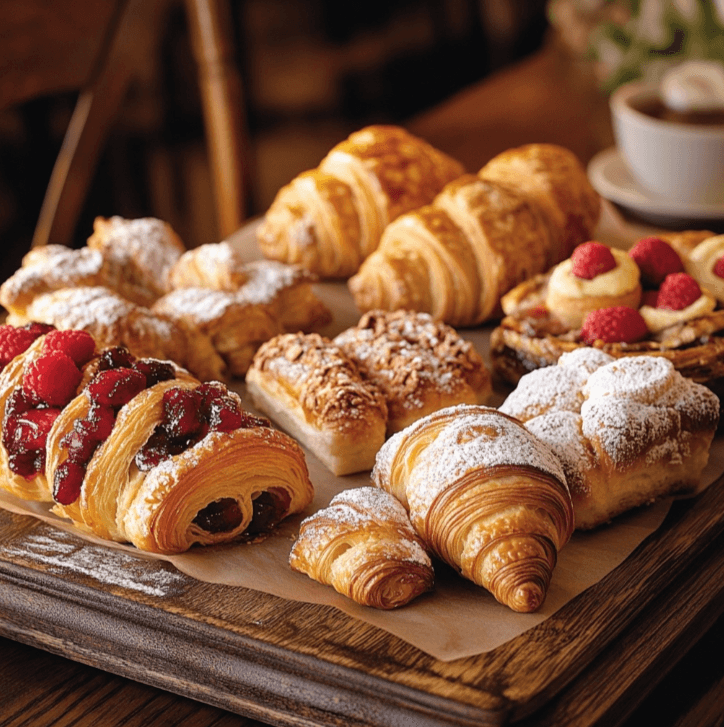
[53,460,86,505]
[570,242,617,280]
[656,272,702,311]
[97,345,135,371]
[42,329,95,366]
[22,351,82,407]
[713,255,724,279]
[87,367,147,408]
[162,387,202,439]
[628,236,683,287]
[580,306,649,345]
[132,358,175,387]
[6,408,61,452]
[22,322,55,337]
[0,325,43,369]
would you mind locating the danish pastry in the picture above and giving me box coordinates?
[372,405,574,613]
[289,487,434,609]
[348,144,600,326]
[0,323,314,553]
[499,349,720,529]
[256,125,465,278]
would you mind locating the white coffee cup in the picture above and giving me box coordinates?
[610,80,724,205]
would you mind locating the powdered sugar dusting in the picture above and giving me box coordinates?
[238,260,312,306]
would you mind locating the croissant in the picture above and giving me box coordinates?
[256,125,465,278]
[372,405,574,612]
[6,285,226,383]
[348,144,600,326]
[0,323,314,553]
[289,487,434,609]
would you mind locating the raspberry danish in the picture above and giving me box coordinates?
[0,324,314,553]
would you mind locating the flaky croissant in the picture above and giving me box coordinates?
[0,323,314,553]
[290,487,434,609]
[372,405,574,612]
[256,125,465,278]
[348,143,600,326]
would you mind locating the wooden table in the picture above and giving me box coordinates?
[3,38,724,727]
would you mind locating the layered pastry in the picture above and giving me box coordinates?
[333,309,492,433]
[491,234,724,386]
[499,349,720,529]
[372,405,574,613]
[348,143,601,326]
[256,125,465,278]
[0,323,314,553]
[246,311,491,473]
[290,486,434,609]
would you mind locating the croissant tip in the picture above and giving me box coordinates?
[507,584,546,613]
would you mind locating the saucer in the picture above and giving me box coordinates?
[588,147,724,228]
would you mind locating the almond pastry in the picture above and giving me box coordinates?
[289,486,434,609]
[372,405,574,613]
[499,349,720,529]
[0,325,314,553]
[256,125,465,278]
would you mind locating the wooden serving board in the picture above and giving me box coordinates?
[2,218,724,726]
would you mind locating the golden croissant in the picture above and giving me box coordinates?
[290,486,434,609]
[256,125,465,278]
[349,143,600,326]
[372,405,574,612]
[0,323,313,553]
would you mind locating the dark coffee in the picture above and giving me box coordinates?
[632,95,724,126]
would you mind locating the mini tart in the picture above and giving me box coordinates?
[545,248,641,328]
[491,270,724,386]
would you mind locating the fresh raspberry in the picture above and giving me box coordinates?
[570,242,617,280]
[0,325,43,369]
[713,254,724,279]
[656,272,702,311]
[580,306,649,345]
[42,329,95,366]
[628,236,684,287]
[22,351,82,407]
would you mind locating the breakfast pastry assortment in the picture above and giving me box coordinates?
[246,310,492,475]
[289,487,434,610]
[0,323,314,553]
[499,349,720,529]
[256,125,465,278]
[348,143,601,326]
[0,218,332,381]
[491,232,724,385]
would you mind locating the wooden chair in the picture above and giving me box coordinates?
[0,0,248,249]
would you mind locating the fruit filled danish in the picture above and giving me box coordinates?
[290,487,434,610]
[0,324,314,553]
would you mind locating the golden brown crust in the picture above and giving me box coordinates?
[167,241,248,291]
[334,309,492,433]
[289,486,434,609]
[372,405,574,613]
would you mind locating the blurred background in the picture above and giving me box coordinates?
[0,0,550,280]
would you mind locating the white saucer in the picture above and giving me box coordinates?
[588,147,724,227]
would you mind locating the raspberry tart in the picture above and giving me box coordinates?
[0,324,313,553]
[491,233,724,387]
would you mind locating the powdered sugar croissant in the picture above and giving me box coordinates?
[256,125,465,278]
[0,323,313,553]
[372,405,574,613]
[290,487,434,609]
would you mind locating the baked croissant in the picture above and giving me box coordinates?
[0,323,314,553]
[6,285,226,383]
[289,486,434,609]
[348,144,600,326]
[372,405,574,612]
[256,125,465,278]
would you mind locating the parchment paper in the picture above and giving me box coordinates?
[1,202,721,662]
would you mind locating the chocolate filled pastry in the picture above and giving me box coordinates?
[256,125,465,278]
[491,235,724,386]
[246,332,388,476]
[499,349,720,530]
[6,286,226,383]
[333,309,492,434]
[0,324,314,553]
[348,144,600,326]
[289,487,434,609]
[152,287,283,378]
[372,405,574,613]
